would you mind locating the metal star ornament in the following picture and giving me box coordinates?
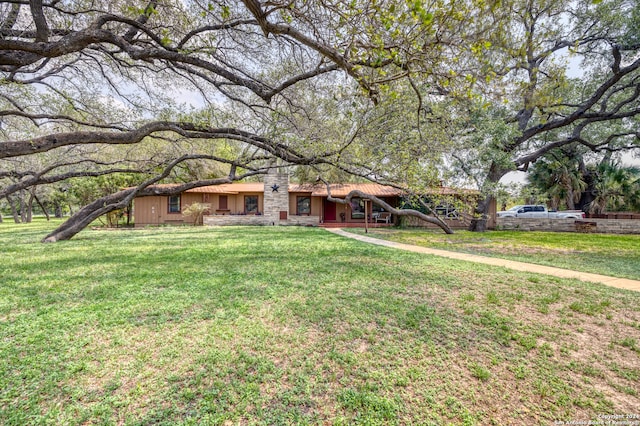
[271,184,279,192]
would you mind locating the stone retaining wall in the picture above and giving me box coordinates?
[286,216,320,226]
[400,216,470,229]
[496,217,640,234]
[203,215,319,227]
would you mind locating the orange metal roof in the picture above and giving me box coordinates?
[289,183,403,197]
[186,183,264,194]
[153,182,473,197]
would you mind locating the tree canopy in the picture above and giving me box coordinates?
[1,0,639,238]
[445,0,640,228]
[2,0,500,239]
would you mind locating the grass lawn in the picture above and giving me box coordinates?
[346,228,640,280]
[1,220,639,425]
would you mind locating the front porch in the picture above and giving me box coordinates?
[319,221,396,228]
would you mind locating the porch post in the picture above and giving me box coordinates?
[364,199,369,234]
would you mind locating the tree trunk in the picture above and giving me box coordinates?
[34,195,50,221]
[577,162,597,213]
[469,163,508,232]
[0,211,3,223]
[43,190,134,242]
[54,203,63,218]
[7,195,21,223]
[469,194,493,232]
[19,190,27,223]
[43,208,104,242]
[566,189,576,210]
[578,188,596,212]
[25,191,34,223]
[126,202,132,226]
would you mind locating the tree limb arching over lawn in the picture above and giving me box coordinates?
[1,0,639,238]
[0,0,490,239]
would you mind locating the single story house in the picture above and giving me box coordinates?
[132,172,494,228]
[133,172,403,227]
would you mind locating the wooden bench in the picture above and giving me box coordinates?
[373,212,391,223]
[575,221,597,233]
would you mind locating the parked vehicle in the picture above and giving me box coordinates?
[497,205,585,219]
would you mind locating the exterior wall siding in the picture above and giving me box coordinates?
[311,197,322,217]
[135,194,204,226]
[288,193,322,217]
[133,196,161,226]
[134,195,172,226]
[496,217,640,234]
[208,193,264,215]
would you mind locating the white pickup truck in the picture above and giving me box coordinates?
[497,205,586,219]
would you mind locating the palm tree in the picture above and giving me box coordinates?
[587,162,640,214]
[527,151,587,210]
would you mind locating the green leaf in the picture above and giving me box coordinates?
[221,5,231,20]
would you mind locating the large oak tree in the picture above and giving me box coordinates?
[449,0,640,230]
[1,0,483,240]
[5,0,634,239]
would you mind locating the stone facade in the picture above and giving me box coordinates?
[202,171,320,227]
[203,214,319,227]
[263,171,290,224]
[286,216,319,226]
[496,217,640,234]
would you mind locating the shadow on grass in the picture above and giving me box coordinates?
[1,224,639,424]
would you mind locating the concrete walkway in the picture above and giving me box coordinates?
[325,228,640,292]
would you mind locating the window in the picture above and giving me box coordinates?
[245,195,258,214]
[297,196,311,215]
[351,197,366,219]
[168,195,181,213]
[219,195,228,210]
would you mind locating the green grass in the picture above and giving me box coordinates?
[1,219,639,425]
[346,228,640,280]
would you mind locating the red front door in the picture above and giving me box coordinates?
[323,199,336,221]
